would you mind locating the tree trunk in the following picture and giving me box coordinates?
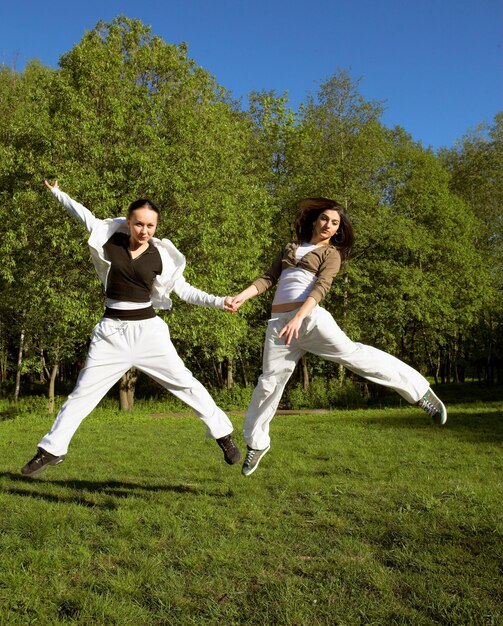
[422,328,438,386]
[14,328,25,402]
[40,349,47,384]
[0,320,7,383]
[301,355,309,391]
[226,358,233,389]
[48,363,59,414]
[338,273,349,385]
[239,354,248,387]
[438,346,445,384]
[342,274,349,326]
[119,367,138,412]
[0,340,6,383]
[213,361,224,388]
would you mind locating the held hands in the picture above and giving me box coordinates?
[44,179,59,191]
[223,296,237,312]
[223,294,246,313]
[227,293,247,312]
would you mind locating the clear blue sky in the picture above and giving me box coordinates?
[1,0,501,150]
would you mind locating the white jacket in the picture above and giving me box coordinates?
[51,188,225,310]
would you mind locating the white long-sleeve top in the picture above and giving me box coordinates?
[50,188,225,310]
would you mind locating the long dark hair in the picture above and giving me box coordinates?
[295,197,354,262]
[127,198,160,217]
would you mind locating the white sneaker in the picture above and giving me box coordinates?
[418,389,447,425]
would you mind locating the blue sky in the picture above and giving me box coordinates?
[1,0,501,150]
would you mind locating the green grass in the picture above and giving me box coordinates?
[0,400,501,625]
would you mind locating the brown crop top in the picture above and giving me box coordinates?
[252,242,341,304]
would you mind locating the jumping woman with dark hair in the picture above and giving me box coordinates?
[230,197,447,476]
[21,181,241,477]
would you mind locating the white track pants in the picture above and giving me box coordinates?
[39,316,234,456]
[244,306,430,450]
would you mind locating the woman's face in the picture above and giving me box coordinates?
[312,209,341,243]
[128,207,158,248]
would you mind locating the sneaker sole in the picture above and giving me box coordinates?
[433,411,447,426]
[433,400,448,426]
[241,446,270,476]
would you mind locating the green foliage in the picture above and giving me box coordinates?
[286,377,367,410]
[439,115,503,384]
[52,17,275,363]
[349,135,487,358]
[211,384,255,411]
[0,17,501,402]
[0,17,276,398]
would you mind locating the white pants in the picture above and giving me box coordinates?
[39,316,234,455]
[244,306,430,450]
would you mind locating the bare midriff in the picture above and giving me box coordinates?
[271,301,304,313]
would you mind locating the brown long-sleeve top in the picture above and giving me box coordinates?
[252,242,342,305]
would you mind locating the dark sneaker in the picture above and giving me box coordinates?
[216,434,242,465]
[21,447,66,477]
[241,445,270,476]
[418,389,447,425]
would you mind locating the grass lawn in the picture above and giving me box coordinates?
[0,398,501,625]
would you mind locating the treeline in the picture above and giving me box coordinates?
[0,17,501,411]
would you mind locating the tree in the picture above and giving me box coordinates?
[274,71,392,388]
[0,61,101,408]
[273,71,489,389]
[440,115,503,383]
[0,17,277,407]
[361,130,488,383]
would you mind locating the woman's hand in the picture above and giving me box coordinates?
[229,293,247,312]
[44,179,59,191]
[278,315,304,346]
[277,297,317,345]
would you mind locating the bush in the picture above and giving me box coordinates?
[212,385,254,411]
[0,396,52,418]
[286,377,367,410]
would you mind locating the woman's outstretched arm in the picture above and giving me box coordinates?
[44,180,98,233]
[229,247,285,312]
[172,275,235,311]
[229,284,260,312]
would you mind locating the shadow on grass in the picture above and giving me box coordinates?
[0,472,222,509]
[353,406,503,444]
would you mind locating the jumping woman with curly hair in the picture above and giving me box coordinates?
[231,197,447,476]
